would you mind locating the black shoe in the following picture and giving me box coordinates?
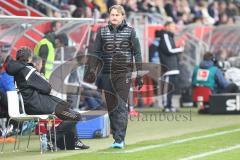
[75,139,90,150]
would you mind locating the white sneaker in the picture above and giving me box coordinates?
[1,124,13,137]
[164,108,171,113]
[170,108,177,113]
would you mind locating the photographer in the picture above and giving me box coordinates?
[192,52,238,94]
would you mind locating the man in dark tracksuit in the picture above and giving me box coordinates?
[157,21,184,112]
[85,5,143,148]
[7,47,89,150]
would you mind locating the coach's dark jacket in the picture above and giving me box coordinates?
[6,60,63,115]
[157,30,184,75]
[90,20,142,74]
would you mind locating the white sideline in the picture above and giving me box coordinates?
[179,144,240,160]
[101,128,240,154]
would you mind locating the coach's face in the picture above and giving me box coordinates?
[109,9,124,27]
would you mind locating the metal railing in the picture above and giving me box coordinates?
[127,12,166,63]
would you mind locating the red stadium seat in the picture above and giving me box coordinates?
[192,86,212,113]
[192,86,212,103]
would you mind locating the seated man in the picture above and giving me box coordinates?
[6,47,89,150]
[0,54,15,137]
[192,52,238,93]
[0,55,14,115]
[67,66,105,111]
[192,52,238,113]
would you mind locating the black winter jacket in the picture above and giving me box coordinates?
[157,30,184,75]
[6,60,63,115]
[91,20,142,74]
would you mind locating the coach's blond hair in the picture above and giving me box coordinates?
[109,5,126,16]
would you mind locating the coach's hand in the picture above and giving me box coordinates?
[136,74,143,90]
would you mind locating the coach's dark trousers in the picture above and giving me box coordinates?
[97,73,131,143]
